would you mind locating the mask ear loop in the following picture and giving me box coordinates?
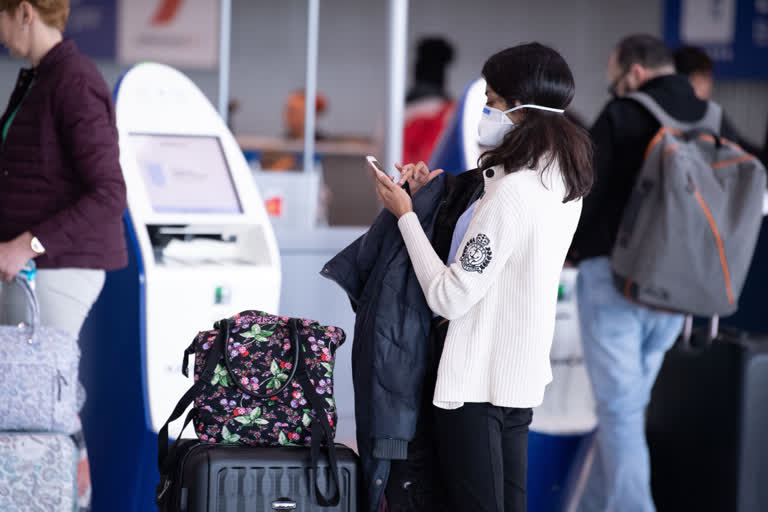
[504,104,566,114]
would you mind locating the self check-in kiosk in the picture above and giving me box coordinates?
[80,63,281,512]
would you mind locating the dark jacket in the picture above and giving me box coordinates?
[763,119,768,164]
[0,39,127,270]
[321,169,483,511]
[570,74,739,262]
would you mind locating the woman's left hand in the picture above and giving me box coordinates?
[371,167,413,219]
[0,232,36,282]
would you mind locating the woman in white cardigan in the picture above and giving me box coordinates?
[373,43,594,512]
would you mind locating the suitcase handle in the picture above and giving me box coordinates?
[12,275,40,343]
[679,315,719,351]
[272,498,297,510]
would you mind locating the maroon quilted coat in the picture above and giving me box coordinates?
[0,39,127,270]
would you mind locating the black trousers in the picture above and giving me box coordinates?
[435,403,533,512]
[384,319,533,512]
[383,397,447,511]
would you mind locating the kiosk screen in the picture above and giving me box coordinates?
[130,134,243,214]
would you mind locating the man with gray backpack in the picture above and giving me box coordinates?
[569,34,766,512]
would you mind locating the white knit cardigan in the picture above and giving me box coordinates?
[397,164,582,409]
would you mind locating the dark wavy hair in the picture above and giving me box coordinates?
[479,43,593,202]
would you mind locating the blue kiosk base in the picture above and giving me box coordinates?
[80,216,158,512]
[528,431,593,512]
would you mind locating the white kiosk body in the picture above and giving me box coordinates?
[115,63,281,436]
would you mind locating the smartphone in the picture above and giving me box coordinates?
[366,155,411,196]
[366,155,389,176]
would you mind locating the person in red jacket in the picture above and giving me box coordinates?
[0,1,127,508]
[402,37,456,166]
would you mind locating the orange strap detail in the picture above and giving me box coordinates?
[711,154,756,169]
[697,134,743,152]
[645,128,749,162]
[644,127,681,160]
[691,188,735,305]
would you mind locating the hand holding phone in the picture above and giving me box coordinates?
[366,156,411,195]
[368,155,414,218]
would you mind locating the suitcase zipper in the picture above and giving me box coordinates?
[56,371,68,401]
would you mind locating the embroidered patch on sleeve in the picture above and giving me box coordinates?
[460,233,493,273]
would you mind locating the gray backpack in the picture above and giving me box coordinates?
[611,92,766,316]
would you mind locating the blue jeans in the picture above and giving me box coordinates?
[575,258,684,512]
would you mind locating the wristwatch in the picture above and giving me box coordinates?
[30,236,46,255]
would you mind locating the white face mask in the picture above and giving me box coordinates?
[477,104,566,148]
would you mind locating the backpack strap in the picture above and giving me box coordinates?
[157,318,229,469]
[291,318,342,507]
[627,91,723,135]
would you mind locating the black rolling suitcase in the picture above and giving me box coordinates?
[647,320,768,512]
[157,440,359,512]
[156,315,358,511]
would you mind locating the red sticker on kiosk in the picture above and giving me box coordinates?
[265,197,283,217]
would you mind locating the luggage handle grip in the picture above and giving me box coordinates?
[12,275,40,343]
[272,498,298,510]
[679,315,719,351]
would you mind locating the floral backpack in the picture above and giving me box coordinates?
[157,311,346,506]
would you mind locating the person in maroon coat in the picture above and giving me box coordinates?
[0,1,127,507]
[0,0,126,320]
